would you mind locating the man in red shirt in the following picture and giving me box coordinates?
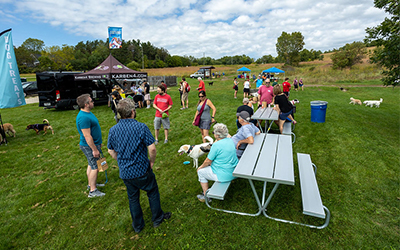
[196,77,205,92]
[153,85,173,144]
[282,78,291,97]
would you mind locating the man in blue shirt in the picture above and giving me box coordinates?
[108,99,171,233]
[76,94,105,198]
[231,111,261,158]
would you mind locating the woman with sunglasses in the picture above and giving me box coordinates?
[192,90,216,143]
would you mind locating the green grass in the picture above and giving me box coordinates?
[1,77,399,249]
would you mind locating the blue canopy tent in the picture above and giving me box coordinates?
[237,66,251,79]
[262,67,285,79]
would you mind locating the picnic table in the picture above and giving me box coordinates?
[205,132,330,228]
[251,107,279,132]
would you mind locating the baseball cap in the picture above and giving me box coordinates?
[236,111,251,121]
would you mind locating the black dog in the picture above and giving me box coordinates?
[26,119,54,135]
[208,81,214,86]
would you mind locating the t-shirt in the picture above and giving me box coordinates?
[76,110,102,146]
[144,83,150,94]
[154,93,173,117]
[107,119,155,179]
[207,138,238,182]
[256,79,263,88]
[198,80,205,92]
[274,94,292,113]
[244,81,250,89]
[282,81,291,92]
[258,85,274,105]
[231,123,260,158]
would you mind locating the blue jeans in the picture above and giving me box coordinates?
[123,168,164,232]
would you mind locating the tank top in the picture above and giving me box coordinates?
[198,102,211,121]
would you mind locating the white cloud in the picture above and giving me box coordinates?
[4,0,390,59]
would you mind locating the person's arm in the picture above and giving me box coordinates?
[148,143,156,168]
[152,98,164,113]
[108,149,117,160]
[207,99,216,122]
[164,104,172,112]
[236,136,254,149]
[197,157,212,172]
[81,128,100,158]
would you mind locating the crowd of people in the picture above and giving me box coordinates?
[75,73,301,233]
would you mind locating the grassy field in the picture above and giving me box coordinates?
[1,73,399,249]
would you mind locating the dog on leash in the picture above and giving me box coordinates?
[349,97,362,105]
[178,136,214,168]
[363,98,383,108]
[208,81,214,86]
[1,123,16,137]
[26,119,54,135]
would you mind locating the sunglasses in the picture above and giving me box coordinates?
[198,95,205,98]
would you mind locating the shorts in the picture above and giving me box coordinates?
[80,144,102,170]
[182,92,188,102]
[154,117,170,130]
[294,84,298,89]
[279,110,293,121]
[144,94,150,101]
[243,88,250,93]
[197,166,218,183]
[198,119,211,130]
[284,91,290,97]
[233,85,238,91]
[134,95,143,103]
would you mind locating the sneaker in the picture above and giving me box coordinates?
[154,212,172,228]
[164,139,168,144]
[197,194,211,203]
[155,140,159,145]
[180,107,185,110]
[87,183,105,190]
[88,189,105,198]
[146,106,150,109]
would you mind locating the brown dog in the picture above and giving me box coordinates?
[1,123,16,137]
[26,119,54,135]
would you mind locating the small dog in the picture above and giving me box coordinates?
[363,98,383,108]
[178,136,214,168]
[290,99,300,105]
[1,123,16,137]
[349,97,362,105]
[26,119,54,135]
[208,81,214,86]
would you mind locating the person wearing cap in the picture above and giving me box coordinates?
[236,98,254,129]
[196,77,205,92]
[230,111,260,159]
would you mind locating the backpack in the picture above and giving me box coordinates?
[185,82,190,92]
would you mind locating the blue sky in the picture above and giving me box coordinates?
[0,0,389,59]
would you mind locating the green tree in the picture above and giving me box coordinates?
[276,31,305,66]
[331,41,366,69]
[256,55,275,64]
[365,0,399,87]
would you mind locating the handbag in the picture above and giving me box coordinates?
[194,99,207,126]
[97,152,108,172]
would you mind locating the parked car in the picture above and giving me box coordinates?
[22,81,38,97]
[36,72,113,110]
[190,72,205,78]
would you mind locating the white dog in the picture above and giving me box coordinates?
[363,98,383,108]
[350,97,362,105]
[290,99,299,105]
[178,136,214,168]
